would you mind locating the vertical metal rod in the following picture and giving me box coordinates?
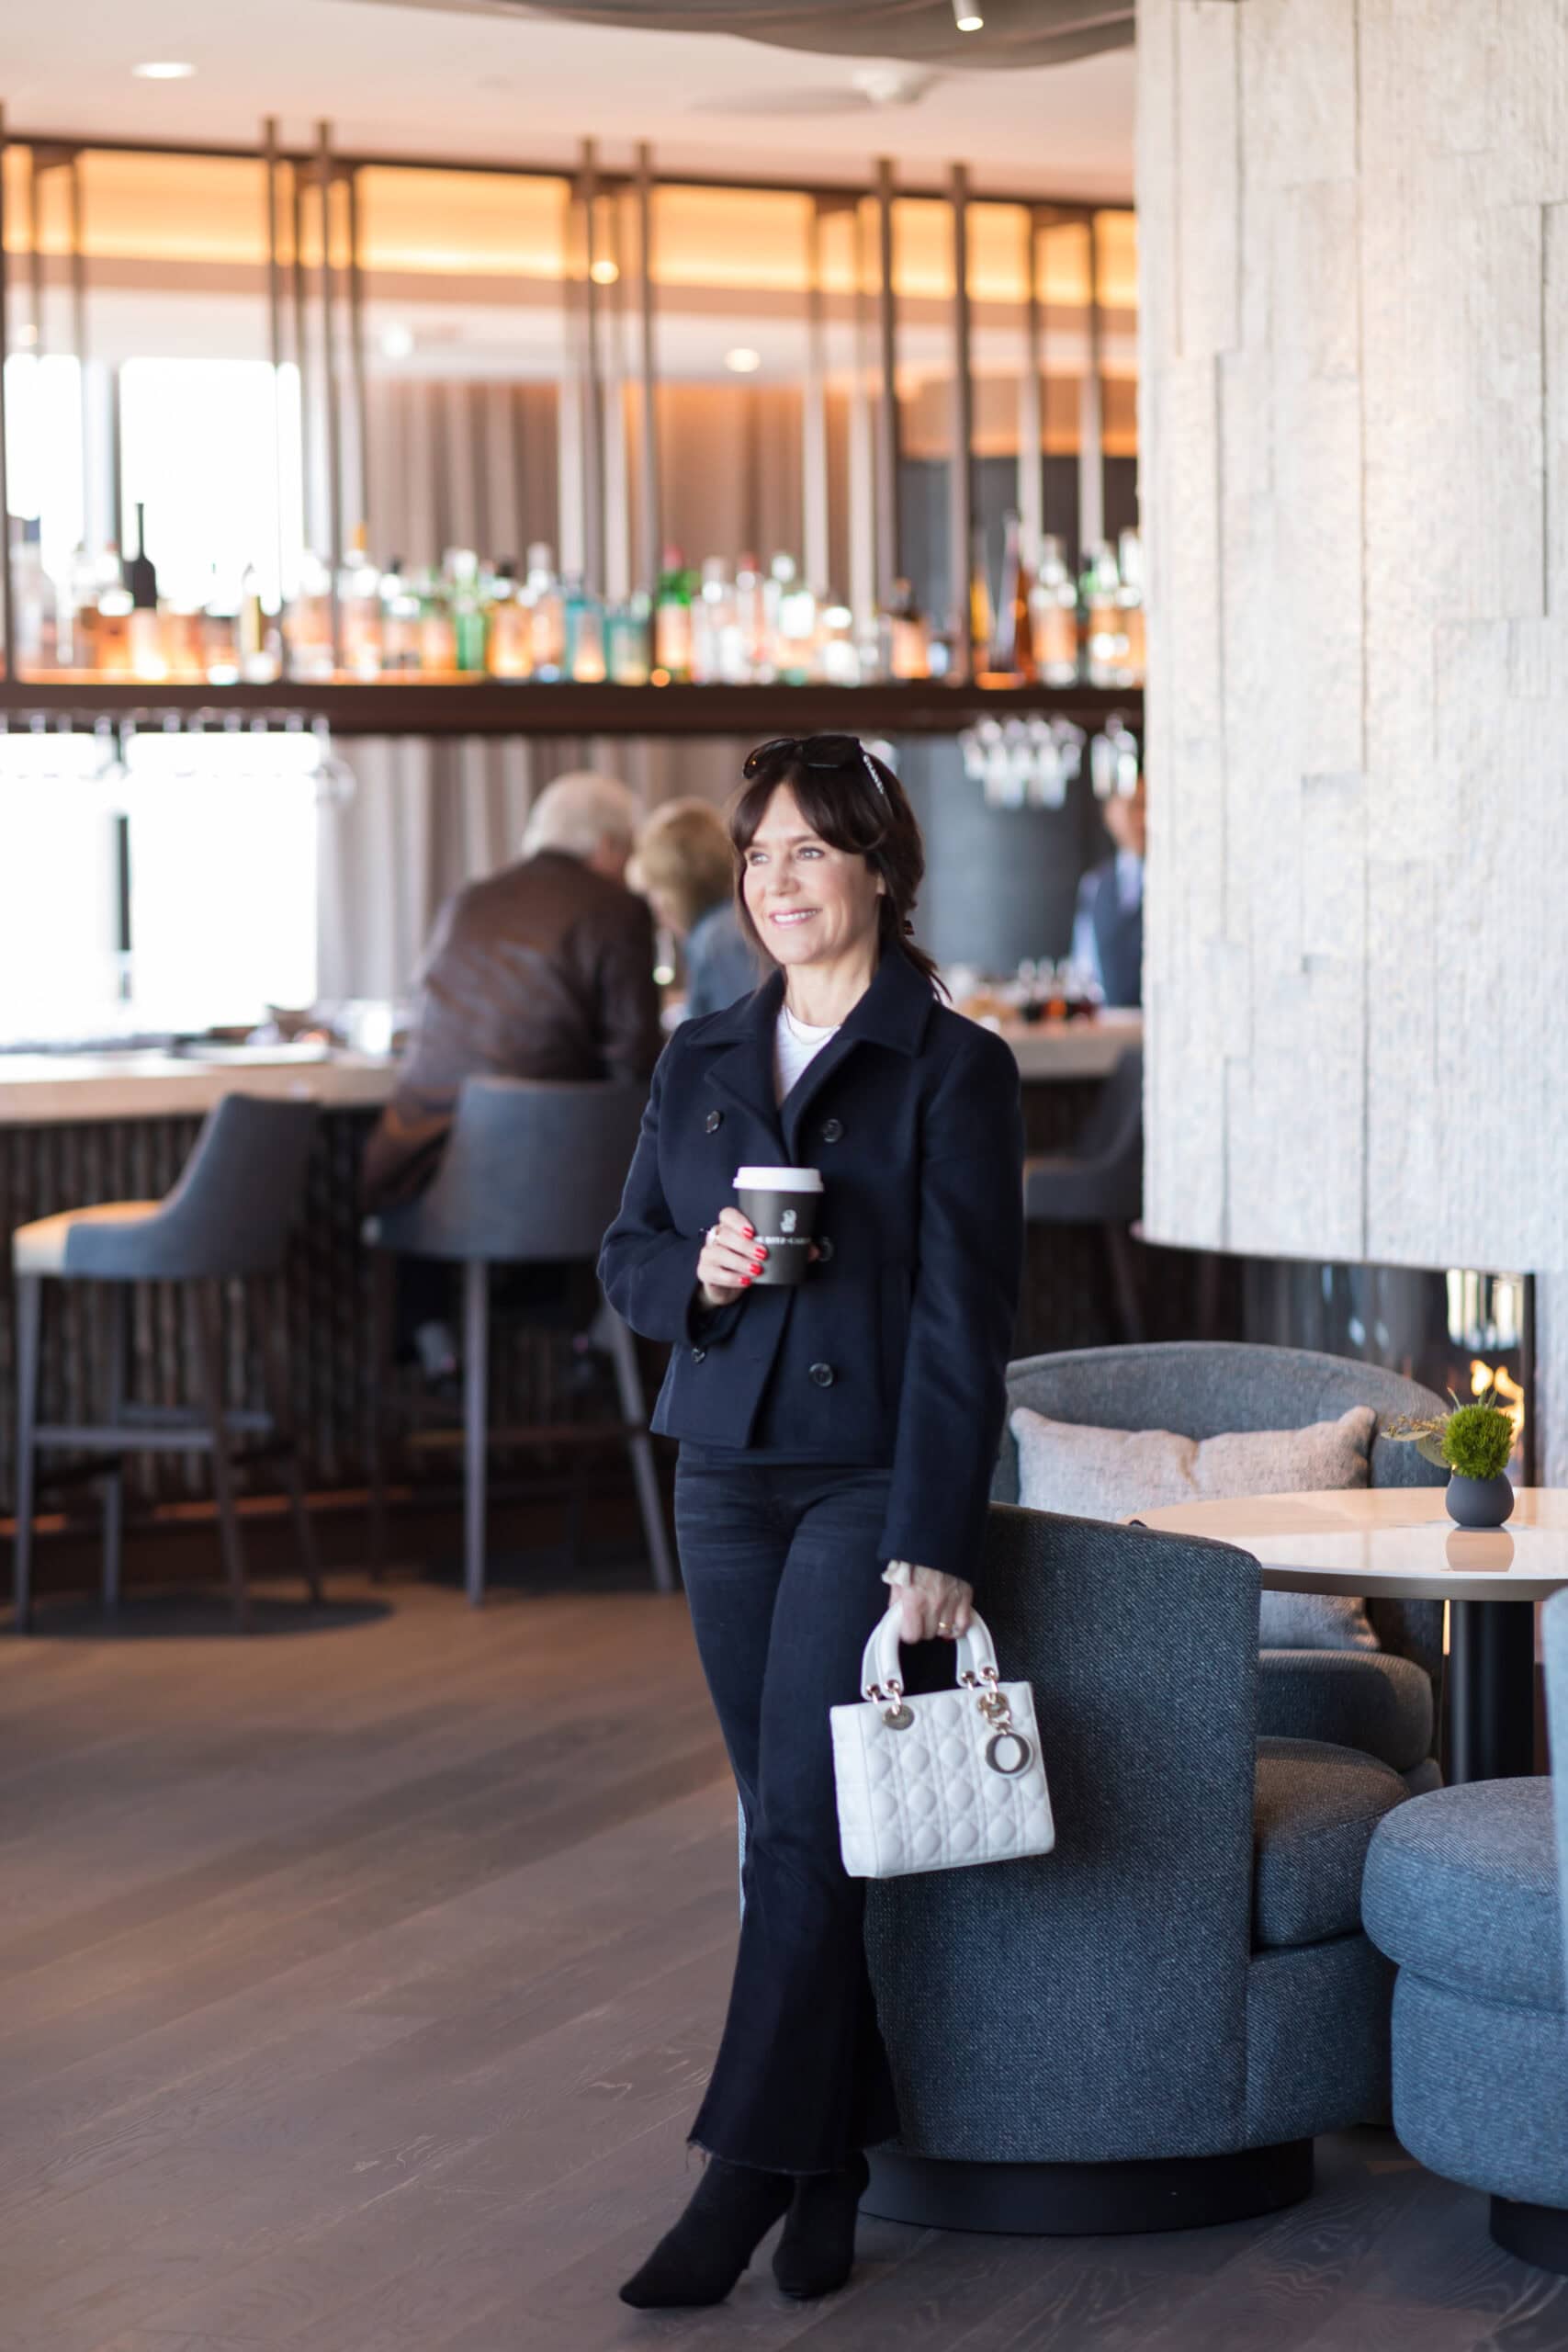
[634,142,660,595]
[948,161,976,683]
[846,200,875,628]
[874,157,899,602]
[803,198,829,596]
[27,143,42,359]
[262,118,289,660]
[1078,208,1105,558]
[1020,207,1044,557]
[291,164,312,567]
[600,195,630,604]
[68,153,86,375]
[345,166,371,547]
[316,122,343,668]
[578,138,604,597]
[0,107,14,682]
[555,178,585,580]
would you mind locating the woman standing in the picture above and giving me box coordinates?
[599,735,1023,2309]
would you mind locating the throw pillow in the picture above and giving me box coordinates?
[1008,1404,1381,1652]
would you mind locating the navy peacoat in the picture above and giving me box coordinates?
[598,944,1024,1583]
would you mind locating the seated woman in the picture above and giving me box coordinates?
[632,797,760,1019]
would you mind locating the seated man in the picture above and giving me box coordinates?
[1070,773,1145,1009]
[363,769,660,1209]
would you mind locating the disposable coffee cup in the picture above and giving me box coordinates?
[734,1166,823,1286]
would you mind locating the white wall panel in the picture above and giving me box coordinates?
[1140,0,1568,1452]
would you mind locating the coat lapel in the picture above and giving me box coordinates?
[780,945,937,1159]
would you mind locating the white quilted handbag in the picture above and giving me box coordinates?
[830,1607,1055,1879]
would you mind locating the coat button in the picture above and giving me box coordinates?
[809,1362,836,1387]
[815,1235,834,1264]
[705,1109,723,1134]
[820,1116,844,1143]
[691,1346,707,1364]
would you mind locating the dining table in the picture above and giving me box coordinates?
[1128,1487,1568,1783]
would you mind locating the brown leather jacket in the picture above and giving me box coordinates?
[361,849,662,1209]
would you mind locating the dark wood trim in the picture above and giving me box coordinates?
[864,2140,1314,2237]
[0,679,1144,739]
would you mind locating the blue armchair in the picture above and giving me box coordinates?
[1362,1589,1568,2273]
[863,1503,1409,2233]
[994,1344,1450,1792]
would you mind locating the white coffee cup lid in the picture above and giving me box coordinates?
[734,1165,823,1192]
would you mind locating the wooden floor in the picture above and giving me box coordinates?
[4,1562,1567,2352]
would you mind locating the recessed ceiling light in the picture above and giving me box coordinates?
[726,347,762,374]
[132,60,196,79]
[590,257,620,286]
[379,322,415,358]
[952,1,985,27]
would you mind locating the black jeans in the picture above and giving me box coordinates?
[675,1449,903,2175]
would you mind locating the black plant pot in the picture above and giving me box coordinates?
[1445,1473,1516,1529]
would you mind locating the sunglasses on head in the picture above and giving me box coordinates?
[742,734,887,797]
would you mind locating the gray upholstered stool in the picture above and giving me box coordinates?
[1362,1591,1568,2272]
[362,1077,676,1606]
[1023,1046,1145,1342]
[11,1093,323,1633]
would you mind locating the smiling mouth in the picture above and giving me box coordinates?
[769,909,818,925]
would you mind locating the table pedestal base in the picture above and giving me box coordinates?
[1448,1599,1538,1782]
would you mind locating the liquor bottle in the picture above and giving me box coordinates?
[96,550,133,678]
[1082,540,1122,688]
[1116,526,1145,686]
[967,527,993,675]
[485,557,532,678]
[653,545,693,682]
[287,550,334,682]
[340,525,384,680]
[1028,534,1080,686]
[164,580,207,683]
[123,504,166,683]
[771,554,815,684]
[447,548,488,673]
[378,557,420,673]
[59,544,99,669]
[417,564,457,673]
[885,578,928,681]
[524,542,565,680]
[607,590,652,685]
[563,575,606,682]
[818,601,859,685]
[201,567,241,684]
[989,511,1036,681]
[735,551,767,681]
[11,517,57,673]
[693,557,742,684]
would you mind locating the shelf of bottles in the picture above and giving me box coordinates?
[0,127,1144,739]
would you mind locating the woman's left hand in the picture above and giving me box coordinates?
[890,1566,975,1644]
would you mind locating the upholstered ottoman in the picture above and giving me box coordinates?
[1363,1781,1568,2270]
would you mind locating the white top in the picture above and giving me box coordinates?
[1130,1487,1568,1603]
[773,1004,840,1104]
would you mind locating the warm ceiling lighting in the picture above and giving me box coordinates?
[952,1,984,27]
[131,60,196,78]
[726,347,762,373]
[590,257,620,285]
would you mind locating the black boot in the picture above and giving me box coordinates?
[772,2151,870,2300]
[619,2156,795,2309]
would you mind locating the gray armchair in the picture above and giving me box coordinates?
[863,1503,1408,2233]
[995,1344,1449,1792]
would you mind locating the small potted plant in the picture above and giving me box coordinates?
[1386,1389,1518,1528]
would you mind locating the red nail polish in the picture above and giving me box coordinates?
[742,1226,755,1238]
[740,1274,752,1286]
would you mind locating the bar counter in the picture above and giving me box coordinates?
[0,1013,1145,1529]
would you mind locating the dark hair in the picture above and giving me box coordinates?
[728,741,945,995]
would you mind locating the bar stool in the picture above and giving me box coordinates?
[1023,1045,1145,1343]
[11,1093,323,1633]
[363,1077,677,1604]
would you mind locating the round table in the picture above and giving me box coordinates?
[1129,1487,1568,1783]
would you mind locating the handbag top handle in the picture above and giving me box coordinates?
[859,1608,1001,1700]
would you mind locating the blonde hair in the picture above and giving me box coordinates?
[630,797,736,935]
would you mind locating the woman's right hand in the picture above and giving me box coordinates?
[696,1206,766,1309]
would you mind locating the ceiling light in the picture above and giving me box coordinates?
[590,257,620,286]
[725,347,762,374]
[952,1,985,27]
[131,60,196,79]
[379,322,415,359]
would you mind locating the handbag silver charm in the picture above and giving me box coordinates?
[829,1608,1055,1879]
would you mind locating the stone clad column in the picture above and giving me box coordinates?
[1137,0,1568,1469]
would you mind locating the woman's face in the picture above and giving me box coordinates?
[741,783,884,972]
